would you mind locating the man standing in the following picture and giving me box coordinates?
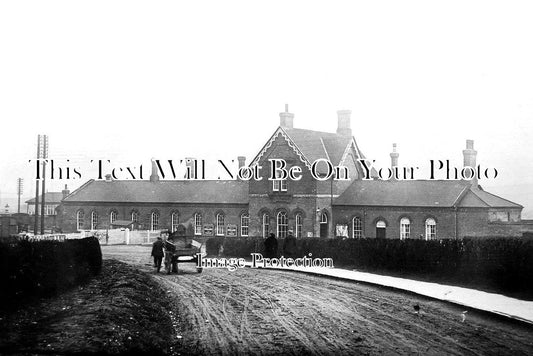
[151,236,164,273]
[283,229,297,258]
[264,232,278,259]
[164,235,178,274]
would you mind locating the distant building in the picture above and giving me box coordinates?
[25,185,70,231]
[57,108,525,239]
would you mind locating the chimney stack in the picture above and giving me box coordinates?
[390,143,399,169]
[150,159,160,182]
[105,174,113,182]
[462,139,477,185]
[237,156,246,169]
[279,104,294,129]
[336,110,352,136]
[61,184,70,199]
[184,158,196,179]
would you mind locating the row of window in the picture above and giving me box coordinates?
[347,217,437,240]
[261,211,308,238]
[76,210,251,236]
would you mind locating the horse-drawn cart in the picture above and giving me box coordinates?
[163,227,206,274]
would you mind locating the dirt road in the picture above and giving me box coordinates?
[104,245,533,355]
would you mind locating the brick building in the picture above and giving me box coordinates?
[25,185,70,232]
[57,107,524,239]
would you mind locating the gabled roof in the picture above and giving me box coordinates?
[250,127,356,173]
[334,180,523,208]
[283,128,352,167]
[63,180,249,205]
[26,192,64,205]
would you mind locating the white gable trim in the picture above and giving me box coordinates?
[339,138,362,166]
[250,127,312,169]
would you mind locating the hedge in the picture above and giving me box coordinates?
[206,237,533,297]
[0,236,102,305]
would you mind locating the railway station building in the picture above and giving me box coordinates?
[57,108,525,239]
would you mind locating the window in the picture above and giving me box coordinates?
[321,212,328,224]
[45,205,56,216]
[277,211,288,238]
[262,213,269,238]
[131,211,139,224]
[91,211,98,230]
[110,211,117,224]
[216,213,225,236]
[151,212,159,231]
[295,214,303,238]
[425,218,436,240]
[194,213,202,235]
[272,170,287,192]
[400,217,410,240]
[171,212,179,233]
[240,213,249,237]
[76,210,84,231]
[352,217,362,238]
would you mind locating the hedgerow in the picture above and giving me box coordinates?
[207,236,533,297]
[0,236,102,305]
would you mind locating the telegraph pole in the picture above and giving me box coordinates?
[17,178,23,214]
[40,135,48,235]
[34,135,41,235]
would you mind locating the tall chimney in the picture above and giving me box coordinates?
[336,110,352,136]
[462,139,477,185]
[150,158,160,182]
[237,156,246,169]
[184,157,196,179]
[279,104,294,129]
[390,143,399,169]
[61,184,70,199]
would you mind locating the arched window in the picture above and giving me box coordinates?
[425,218,436,240]
[295,214,303,238]
[216,213,225,236]
[91,211,98,230]
[151,212,159,231]
[400,217,410,240]
[262,213,269,238]
[171,212,179,233]
[194,213,202,235]
[131,210,138,223]
[110,211,117,225]
[240,213,249,237]
[76,210,84,231]
[277,211,288,238]
[352,217,362,239]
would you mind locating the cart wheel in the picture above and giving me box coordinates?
[197,267,203,273]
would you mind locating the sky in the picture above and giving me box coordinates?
[0,1,532,217]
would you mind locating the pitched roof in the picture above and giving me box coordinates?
[334,180,522,208]
[250,127,357,176]
[63,180,249,205]
[25,192,64,204]
[283,128,352,167]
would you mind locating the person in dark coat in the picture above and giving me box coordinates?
[283,230,297,258]
[164,235,178,274]
[264,233,278,259]
[151,236,164,273]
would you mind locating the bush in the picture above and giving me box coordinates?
[208,236,533,297]
[0,237,102,305]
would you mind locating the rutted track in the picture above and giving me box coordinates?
[104,246,533,355]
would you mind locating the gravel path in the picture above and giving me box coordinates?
[103,245,533,355]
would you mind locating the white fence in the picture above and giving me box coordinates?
[24,229,162,245]
[78,229,161,245]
